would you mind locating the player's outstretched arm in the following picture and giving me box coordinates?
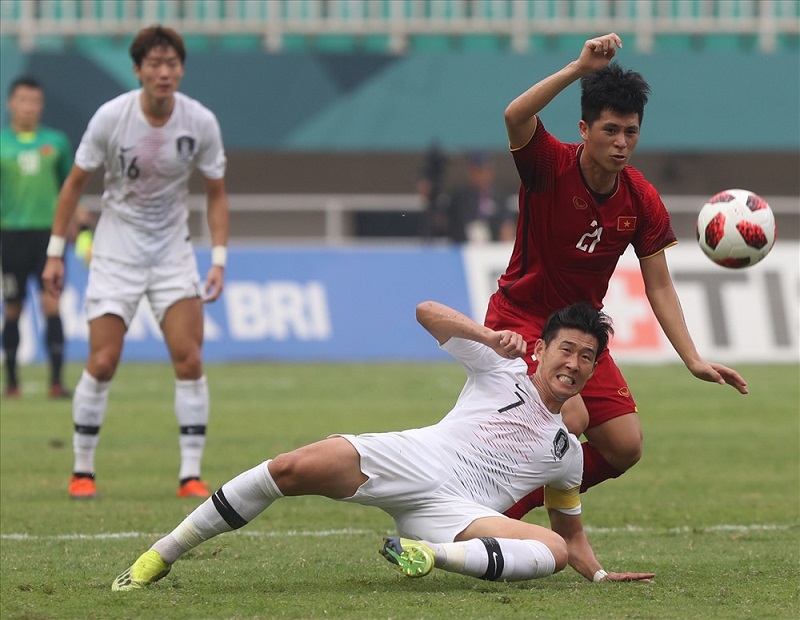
[548,509,655,583]
[504,33,623,148]
[640,253,749,394]
[416,301,526,358]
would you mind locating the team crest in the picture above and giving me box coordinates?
[573,196,588,210]
[617,216,637,231]
[176,136,196,160]
[552,429,569,460]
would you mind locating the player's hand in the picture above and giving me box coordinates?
[202,265,225,302]
[41,257,65,298]
[575,33,623,75]
[600,571,655,583]
[493,330,527,359]
[688,360,749,394]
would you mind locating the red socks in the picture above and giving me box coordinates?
[578,442,623,492]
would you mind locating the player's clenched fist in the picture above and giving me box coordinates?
[494,330,527,359]
[575,33,623,75]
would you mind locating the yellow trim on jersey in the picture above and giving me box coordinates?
[509,115,538,152]
[544,485,581,511]
[639,240,679,260]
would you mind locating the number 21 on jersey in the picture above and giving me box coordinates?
[576,220,603,253]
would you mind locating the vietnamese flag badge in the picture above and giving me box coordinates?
[617,216,637,231]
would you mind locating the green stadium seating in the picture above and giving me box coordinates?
[1,0,796,54]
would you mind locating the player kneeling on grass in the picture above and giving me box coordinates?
[112,301,654,590]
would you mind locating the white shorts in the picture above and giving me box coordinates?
[85,254,201,326]
[337,432,506,543]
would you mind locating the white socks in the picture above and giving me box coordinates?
[146,457,557,584]
[424,537,557,581]
[175,376,209,481]
[152,460,284,564]
[72,373,209,480]
[72,370,111,474]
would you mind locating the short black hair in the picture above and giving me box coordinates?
[8,76,43,98]
[541,303,613,359]
[129,25,186,67]
[580,63,650,126]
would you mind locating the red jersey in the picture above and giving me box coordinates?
[497,119,677,316]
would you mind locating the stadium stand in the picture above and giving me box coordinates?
[1,0,798,53]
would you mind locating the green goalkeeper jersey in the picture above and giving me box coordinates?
[0,126,73,230]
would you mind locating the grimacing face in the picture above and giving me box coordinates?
[534,327,598,404]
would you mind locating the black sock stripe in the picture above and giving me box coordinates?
[74,424,100,435]
[478,537,504,581]
[180,425,207,436]
[211,488,248,530]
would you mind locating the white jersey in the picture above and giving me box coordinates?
[75,90,226,265]
[344,337,583,518]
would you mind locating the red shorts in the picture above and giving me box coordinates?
[485,292,637,428]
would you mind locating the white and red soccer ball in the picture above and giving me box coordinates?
[696,189,776,269]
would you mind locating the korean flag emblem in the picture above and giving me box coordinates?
[176,136,196,161]
[552,429,569,460]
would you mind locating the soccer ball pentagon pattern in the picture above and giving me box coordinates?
[696,189,776,269]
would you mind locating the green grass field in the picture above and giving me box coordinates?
[1,361,798,619]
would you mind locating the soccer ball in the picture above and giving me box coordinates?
[696,189,776,269]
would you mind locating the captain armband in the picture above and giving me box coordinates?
[543,485,581,513]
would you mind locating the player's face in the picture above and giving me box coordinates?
[7,85,43,132]
[533,328,598,409]
[579,109,640,175]
[134,46,184,102]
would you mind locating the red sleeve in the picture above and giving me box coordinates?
[511,118,574,194]
[633,184,678,258]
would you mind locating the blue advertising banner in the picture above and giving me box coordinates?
[3,242,796,366]
[3,246,471,364]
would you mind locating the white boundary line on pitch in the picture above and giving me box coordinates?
[0,524,794,542]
